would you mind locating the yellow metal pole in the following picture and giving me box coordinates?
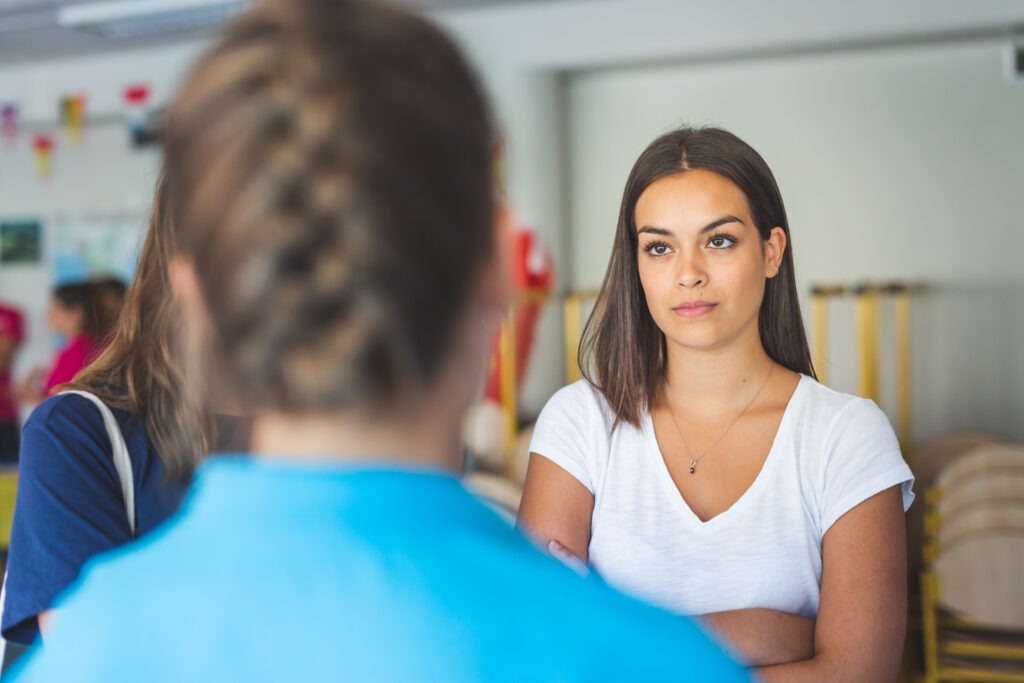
[855,286,879,402]
[564,294,582,385]
[812,291,828,385]
[894,288,912,450]
[499,307,517,477]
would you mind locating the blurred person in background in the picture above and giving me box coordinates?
[16,282,104,402]
[0,303,24,464]
[9,1,749,680]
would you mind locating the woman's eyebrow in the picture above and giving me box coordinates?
[637,215,745,236]
[637,226,673,237]
[699,215,745,234]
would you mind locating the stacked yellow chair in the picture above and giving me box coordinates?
[921,444,1024,682]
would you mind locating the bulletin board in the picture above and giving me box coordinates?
[51,212,146,285]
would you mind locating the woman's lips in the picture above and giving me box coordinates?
[673,301,716,318]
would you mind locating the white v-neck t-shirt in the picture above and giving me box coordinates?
[528,375,914,617]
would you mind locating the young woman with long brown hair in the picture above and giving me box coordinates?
[519,127,914,681]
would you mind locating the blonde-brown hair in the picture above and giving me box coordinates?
[164,0,494,416]
[69,171,212,480]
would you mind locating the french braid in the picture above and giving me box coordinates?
[164,0,494,414]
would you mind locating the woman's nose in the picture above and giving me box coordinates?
[676,251,706,289]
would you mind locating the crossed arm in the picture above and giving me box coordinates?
[517,454,907,680]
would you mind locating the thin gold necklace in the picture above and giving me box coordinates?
[666,363,774,475]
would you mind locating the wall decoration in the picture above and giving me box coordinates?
[1,104,18,146]
[52,214,145,284]
[0,219,43,265]
[122,83,151,141]
[59,93,88,143]
[31,134,54,179]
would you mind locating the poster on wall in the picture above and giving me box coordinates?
[0,218,43,265]
[52,214,146,285]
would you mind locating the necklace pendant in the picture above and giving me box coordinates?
[688,458,696,474]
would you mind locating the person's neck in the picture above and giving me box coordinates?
[250,403,464,472]
[662,335,776,419]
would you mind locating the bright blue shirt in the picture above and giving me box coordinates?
[3,393,188,644]
[12,457,749,682]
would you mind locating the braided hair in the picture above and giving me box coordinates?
[164,0,495,416]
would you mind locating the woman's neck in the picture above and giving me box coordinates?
[250,406,465,472]
[661,336,777,418]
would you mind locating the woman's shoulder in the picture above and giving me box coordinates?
[539,379,619,427]
[790,375,898,451]
[31,390,122,421]
[26,391,146,450]
[793,375,886,423]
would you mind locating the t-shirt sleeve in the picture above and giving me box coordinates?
[528,382,609,494]
[819,398,915,534]
[2,394,133,645]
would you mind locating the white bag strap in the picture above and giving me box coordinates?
[0,391,136,670]
[60,390,136,536]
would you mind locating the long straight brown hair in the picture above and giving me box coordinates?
[580,127,815,428]
[68,171,212,481]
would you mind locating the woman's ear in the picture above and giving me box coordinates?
[167,256,200,308]
[765,226,788,279]
[478,200,513,318]
[167,255,213,335]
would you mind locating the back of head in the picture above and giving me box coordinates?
[53,282,101,340]
[165,0,494,417]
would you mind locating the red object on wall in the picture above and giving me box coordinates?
[122,84,151,133]
[32,134,55,179]
[483,220,555,404]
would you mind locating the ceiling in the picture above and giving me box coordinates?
[0,0,544,66]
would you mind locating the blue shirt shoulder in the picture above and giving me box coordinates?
[2,392,188,645]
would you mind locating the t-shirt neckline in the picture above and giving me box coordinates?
[642,374,808,529]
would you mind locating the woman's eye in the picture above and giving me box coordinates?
[707,235,736,249]
[644,242,672,256]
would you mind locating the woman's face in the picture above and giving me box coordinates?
[634,169,785,355]
[47,298,83,338]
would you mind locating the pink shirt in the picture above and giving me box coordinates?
[0,303,23,422]
[0,369,14,422]
[44,335,102,395]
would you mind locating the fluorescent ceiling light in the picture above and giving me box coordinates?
[58,0,249,38]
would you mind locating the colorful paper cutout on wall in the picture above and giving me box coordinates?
[31,134,55,180]
[60,93,88,143]
[1,104,18,146]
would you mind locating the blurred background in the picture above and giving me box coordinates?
[4,0,1019,442]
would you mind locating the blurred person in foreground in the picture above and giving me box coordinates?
[10,1,748,680]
